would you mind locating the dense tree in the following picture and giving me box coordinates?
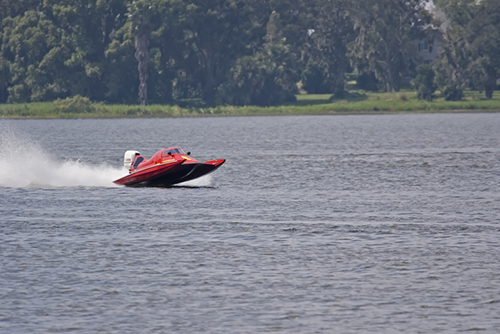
[433,0,474,100]
[305,0,353,96]
[103,21,139,103]
[0,0,42,23]
[148,0,186,103]
[465,0,500,99]
[0,0,493,106]
[217,11,298,106]
[43,0,128,99]
[180,0,268,105]
[1,11,65,102]
[0,0,129,103]
[268,0,315,66]
[434,0,500,99]
[128,0,153,105]
[217,44,297,106]
[0,55,10,103]
[349,0,430,92]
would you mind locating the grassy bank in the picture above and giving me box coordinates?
[1,90,500,119]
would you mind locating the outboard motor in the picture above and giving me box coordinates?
[123,150,141,169]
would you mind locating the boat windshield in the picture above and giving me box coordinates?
[163,148,185,155]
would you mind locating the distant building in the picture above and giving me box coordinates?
[414,8,448,65]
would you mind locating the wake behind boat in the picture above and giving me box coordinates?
[113,147,225,187]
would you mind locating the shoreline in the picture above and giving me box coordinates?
[1,91,499,119]
[2,109,500,120]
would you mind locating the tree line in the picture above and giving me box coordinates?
[0,0,499,106]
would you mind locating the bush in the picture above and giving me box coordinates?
[53,95,94,113]
[414,65,437,101]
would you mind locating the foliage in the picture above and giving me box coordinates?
[216,43,298,106]
[304,0,354,97]
[0,0,130,103]
[349,0,430,92]
[102,22,139,104]
[435,0,500,99]
[180,0,269,106]
[0,0,41,23]
[1,11,65,102]
[53,95,93,114]
[0,0,496,106]
[301,60,330,94]
[414,65,437,101]
[0,55,9,102]
[214,9,298,106]
[465,0,500,99]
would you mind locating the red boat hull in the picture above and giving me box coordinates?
[113,148,225,187]
[132,159,225,187]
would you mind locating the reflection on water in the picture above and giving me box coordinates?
[1,114,500,333]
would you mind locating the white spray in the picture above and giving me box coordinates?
[0,128,126,188]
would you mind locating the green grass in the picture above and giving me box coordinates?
[1,90,500,119]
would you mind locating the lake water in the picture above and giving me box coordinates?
[1,114,500,333]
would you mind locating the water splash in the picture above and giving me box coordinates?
[178,174,213,187]
[0,128,125,188]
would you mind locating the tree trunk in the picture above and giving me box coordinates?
[485,82,494,99]
[135,31,150,105]
[202,78,216,106]
[484,72,496,99]
[199,49,217,106]
[385,62,394,92]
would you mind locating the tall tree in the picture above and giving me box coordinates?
[128,0,154,105]
[0,0,130,103]
[0,55,10,103]
[106,0,188,104]
[104,17,139,103]
[182,0,267,106]
[268,0,315,67]
[43,0,129,100]
[148,0,186,103]
[349,0,430,92]
[306,0,354,96]
[217,10,298,106]
[434,0,473,100]
[0,0,42,23]
[435,0,500,99]
[1,10,65,102]
[465,0,500,99]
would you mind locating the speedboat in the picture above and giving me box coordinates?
[113,147,225,187]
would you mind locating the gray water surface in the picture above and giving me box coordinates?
[1,114,500,333]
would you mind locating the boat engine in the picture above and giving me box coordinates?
[123,150,141,169]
